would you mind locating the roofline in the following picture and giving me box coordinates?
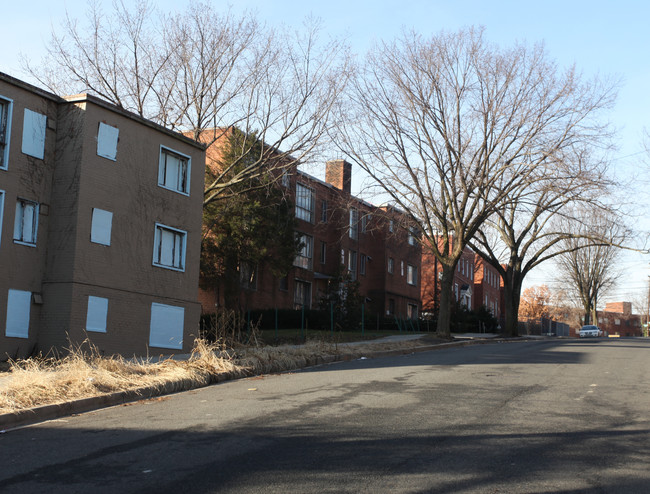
[0,71,62,103]
[63,93,206,151]
[296,169,377,210]
[0,73,205,151]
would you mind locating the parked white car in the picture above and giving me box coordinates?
[579,325,602,338]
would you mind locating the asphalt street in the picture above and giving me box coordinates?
[1,338,649,493]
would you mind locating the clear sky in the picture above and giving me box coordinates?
[2,0,649,305]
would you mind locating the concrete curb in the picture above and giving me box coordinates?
[0,337,518,431]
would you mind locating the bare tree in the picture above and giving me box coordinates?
[469,148,621,336]
[337,27,617,337]
[24,0,350,205]
[554,211,624,326]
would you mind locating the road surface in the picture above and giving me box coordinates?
[1,338,649,493]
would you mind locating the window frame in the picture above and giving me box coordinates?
[295,182,314,223]
[239,262,258,290]
[360,254,367,276]
[408,226,418,246]
[349,208,359,240]
[361,213,370,233]
[158,145,191,196]
[0,96,13,170]
[407,303,418,320]
[407,264,417,285]
[152,223,187,272]
[13,198,39,247]
[294,232,313,270]
[320,241,327,265]
[294,280,312,309]
[348,250,357,280]
[388,257,394,274]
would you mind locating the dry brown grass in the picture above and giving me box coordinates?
[0,336,437,415]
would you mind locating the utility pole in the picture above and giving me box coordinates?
[646,275,650,337]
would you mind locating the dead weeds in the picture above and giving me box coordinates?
[0,335,438,415]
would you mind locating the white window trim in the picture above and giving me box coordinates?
[152,223,187,272]
[13,198,39,247]
[0,96,14,170]
[158,145,191,196]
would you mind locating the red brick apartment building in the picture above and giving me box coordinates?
[0,73,205,359]
[473,257,502,319]
[199,159,422,319]
[596,302,642,337]
[421,240,503,319]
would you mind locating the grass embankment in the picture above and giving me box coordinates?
[0,334,442,415]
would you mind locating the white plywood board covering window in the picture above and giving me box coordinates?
[91,208,113,246]
[149,303,184,349]
[21,109,46,159]
[86,296,108,333]
[97,122,119,160]
[0,190,4,248]
[6,289,31,338]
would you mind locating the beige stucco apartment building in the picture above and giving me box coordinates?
[0,72,205,358]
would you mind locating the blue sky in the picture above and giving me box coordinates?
[3,0,649,304]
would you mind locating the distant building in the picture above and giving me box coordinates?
[420,239,504,322]
[597,302,642,337]
[472,257,502,318]
[1,72,205,358]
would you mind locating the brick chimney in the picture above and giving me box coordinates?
[325,159,352,194]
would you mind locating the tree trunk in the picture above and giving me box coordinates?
[436,265,454,339]
[502,268,523,337]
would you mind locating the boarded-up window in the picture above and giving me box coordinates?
[149,303,184,349]
[97,122,119,160]
[6,289,31,338]
[22,109,46,159]
[86,296,109,333]
[0,190,4,248]
[91,208,113,246]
